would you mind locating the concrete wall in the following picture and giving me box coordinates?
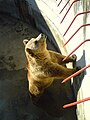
[0,0,90,119]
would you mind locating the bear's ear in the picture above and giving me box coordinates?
[23,39,29,46]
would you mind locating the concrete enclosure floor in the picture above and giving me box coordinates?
[0,14,77,120]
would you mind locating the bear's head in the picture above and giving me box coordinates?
[23,33,47,56]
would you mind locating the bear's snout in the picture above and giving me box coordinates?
[36,33,47,41]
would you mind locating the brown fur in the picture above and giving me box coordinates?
[23,33,78,97]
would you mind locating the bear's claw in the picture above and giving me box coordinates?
[71,54,77,62]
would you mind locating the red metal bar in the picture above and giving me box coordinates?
[63,97,90,108]
[64,24,90,46]
[63,39,90,61]
[60,0,80,23]
[59,0,70,14]
[63,11,90,36]
[62,64,90,83]
[57,0,63,6]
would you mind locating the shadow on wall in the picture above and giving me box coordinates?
[72,50,86,99]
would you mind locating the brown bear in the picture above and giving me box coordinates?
[23,33,78,99]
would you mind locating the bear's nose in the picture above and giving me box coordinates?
[40,33,46,38]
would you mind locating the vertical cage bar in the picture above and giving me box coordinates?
[60,0,80,23]
[64,24,90,46]
[63,39,90,61]
[59,0,70,14]
[62,64,90,83]
[57,0,63,7]
[63,97,90,108]
[63,11,90,36]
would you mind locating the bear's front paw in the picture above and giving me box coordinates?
[71,54,77,62]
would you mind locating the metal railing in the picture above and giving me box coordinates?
[56,0,90,108]
[60,0,80,23]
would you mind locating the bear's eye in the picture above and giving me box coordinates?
[35,41,38,45]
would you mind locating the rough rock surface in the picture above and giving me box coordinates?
[0,14,77,120]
